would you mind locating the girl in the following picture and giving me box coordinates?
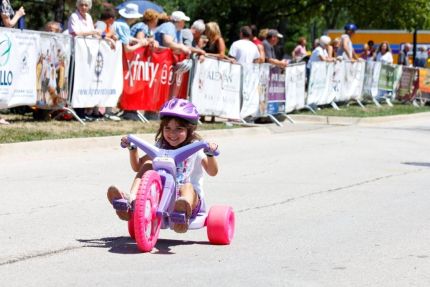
[107,99,219,233]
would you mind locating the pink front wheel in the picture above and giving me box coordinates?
[207,205,235,245]
[133,170,162,252]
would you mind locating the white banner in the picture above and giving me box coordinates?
[0,30,40,109]
[190,57,241,119]
[362,61,381,100]
[240,63,260,118]
[307,62,332,106]
[329,61,344,103]
[71,37,123,108]
[285,63,306,112]
[339,61,365,101]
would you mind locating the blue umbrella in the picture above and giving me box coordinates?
[116,0,164,14]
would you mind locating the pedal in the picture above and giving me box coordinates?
[170,212,186,224]
[113,198,130,211]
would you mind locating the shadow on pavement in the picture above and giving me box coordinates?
[76,237,210,255]
[402,162,430,168]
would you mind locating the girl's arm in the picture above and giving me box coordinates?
[201,143,218,176]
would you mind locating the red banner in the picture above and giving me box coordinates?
[120,47,189,111]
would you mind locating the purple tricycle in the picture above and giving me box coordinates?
[114,134,235,252]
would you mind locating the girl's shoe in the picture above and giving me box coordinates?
[107,186,131,221]
[172,197,192,233]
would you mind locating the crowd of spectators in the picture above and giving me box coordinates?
[1,1,429,124]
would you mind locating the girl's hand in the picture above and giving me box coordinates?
[120,136,130,148]
[204,143,218,156]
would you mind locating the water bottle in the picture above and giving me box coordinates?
[18,16,25,29]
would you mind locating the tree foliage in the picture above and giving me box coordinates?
[8,0,430,52]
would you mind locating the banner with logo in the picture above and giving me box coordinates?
[418,68,430,93]
[265,66,286,114]
[240,63,260,118]
[362,61,381,99]
[397,67,416,101]
[71,37,123,108]
[169,52,190,100]
[121,47,186,111]
[0,29,40,109]
[37,32,72,108]
[307,62,332,105]
[285,63,306,113]
[190,57,241,119]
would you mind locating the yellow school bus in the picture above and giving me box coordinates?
[327,29,430,64]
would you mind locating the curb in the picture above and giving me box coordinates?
[289,112,430,126]
[0,126,271,158]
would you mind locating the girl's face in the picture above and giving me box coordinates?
[381,43,388,53]
[163,119,188,147]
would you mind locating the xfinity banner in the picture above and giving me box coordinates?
[0,30,39,109]
[190,57,241,119]
[307,62,331,106]
[362,61,381,100]
[72,37,123,108]
[340,61,365,101]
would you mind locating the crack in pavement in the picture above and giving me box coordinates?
[0,245,85,266]
[236,168,425,213]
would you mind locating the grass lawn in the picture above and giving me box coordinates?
[295,102,430,117]
[0,112,236,144]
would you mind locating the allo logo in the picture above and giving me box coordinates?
[0,34,12,67]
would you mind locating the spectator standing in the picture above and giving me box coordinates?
[307,35,333,71]
[204,22,228,60]
[182,19,205,47]
[360,43,371,60]
[0,0,24,28]
[292,37,307,62]
[131,9,159,47]
[398,43,411,66]
[327,37,340,59]
[414,46,428,67]
[250,25,265,63]
[337,23,358,61]
[228,26,260,64]
[262,29,287,68]
[45,21,62,33]
[68,0,100,38]
[375,41,393,64]
[154,11,191,54]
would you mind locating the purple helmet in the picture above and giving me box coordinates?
[159,98,199,124]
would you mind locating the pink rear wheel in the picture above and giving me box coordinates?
[207,205,235,245]
[134,170,162,252]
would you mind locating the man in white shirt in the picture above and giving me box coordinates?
[228,26,260,64]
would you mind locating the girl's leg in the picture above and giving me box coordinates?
[173,183,199,233]
[107,160,152,221]
[129,160,153,201]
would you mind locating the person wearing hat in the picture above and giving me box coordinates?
[337,23,358,61]
[154,11,192,54]
[262,29,287,68]
[115,3,149,52]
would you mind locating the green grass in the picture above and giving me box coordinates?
[296,103,430,118]
[0,113,237,144]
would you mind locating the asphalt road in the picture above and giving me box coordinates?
[1,116,429,287]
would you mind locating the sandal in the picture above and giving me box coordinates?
[172,197,192,233]
[107,186,131,221]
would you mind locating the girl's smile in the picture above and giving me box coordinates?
[163,119,187,147]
